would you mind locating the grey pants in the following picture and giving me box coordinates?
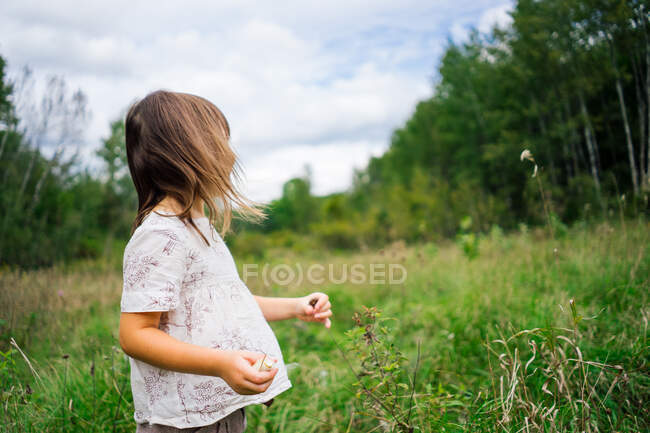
[136,408,246,433]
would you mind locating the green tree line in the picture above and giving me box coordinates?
[239,0,650,252]
[1,0,649,267]
[0,60,136,267]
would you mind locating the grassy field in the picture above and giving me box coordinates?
[0,219,648,432]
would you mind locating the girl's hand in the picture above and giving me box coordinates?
[215,350,278,395]
[295,292,332,328]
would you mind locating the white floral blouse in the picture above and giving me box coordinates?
[120,210,292,428]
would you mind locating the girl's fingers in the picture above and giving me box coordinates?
[241,378,272,394]
[240,351,265,364]
[297,293,332,325]
[315,310,332,319]
[302,302,314,316]
[244,367,277,385]
[317,313,332,328]
[314,294,329,311]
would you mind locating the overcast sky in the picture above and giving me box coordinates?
[0,0,513,202]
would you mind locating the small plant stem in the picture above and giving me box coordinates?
[301,413,339,428]
[486,341,497,407]
[345,407,355,433]
[406,340,421,426]
[9,338,43,386]
[536,174,555,240]
[61,356,68,433]
[368,335,396,416]
[91,353,96,426]
[328,333,407,429]
[111,350,129,433]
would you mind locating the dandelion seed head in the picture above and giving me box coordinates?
[520,149,538,177]
[520,149,534,162]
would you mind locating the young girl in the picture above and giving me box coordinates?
[119,90,333,432]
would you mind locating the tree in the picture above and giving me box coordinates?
[96,118,137,252]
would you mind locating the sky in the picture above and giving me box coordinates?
[0,0,513,202]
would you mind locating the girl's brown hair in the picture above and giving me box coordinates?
[125,90,261,244]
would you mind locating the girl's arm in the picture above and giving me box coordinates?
[253,292,332,328]
[119,311,278,394]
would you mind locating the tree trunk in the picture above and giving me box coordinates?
[578,91,601,193]
[531,94,558,186]
[632,52,647,190]
[561,127,573,181]
[610,39,639,195]
[553,88,573,180]
[0,128,9,161]
[615,76,639,195]
[16,108,51,203]
[563,99,580,176]
[27,143,64,217]
[537,113,558,186]
[17,140,38,199]
[646,29,650,190]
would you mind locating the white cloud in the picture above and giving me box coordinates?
[478,3,513,34]
[0,0,513,201]
[449,2,513,44]
[242,140,387,201]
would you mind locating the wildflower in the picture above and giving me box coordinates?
[253,355,276,372]
[520,149,534,162]
[57,290,64,297]
[362,305,378,320]
[363,324,377,345]
[569,299,578,320]
[519,149,538,178]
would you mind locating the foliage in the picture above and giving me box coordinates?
[483,298,648,431]
[3,0,650,266]
[456,216,479,259]
[1,222,647,431]
[0,65,135,266]
[239,0,650,251]
[0,1,648,431]
[341,306,466,432]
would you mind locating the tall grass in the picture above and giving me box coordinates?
[0,220,648,432]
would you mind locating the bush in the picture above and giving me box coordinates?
[311,221,361,250]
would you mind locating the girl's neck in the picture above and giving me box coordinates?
[154,197,206,219]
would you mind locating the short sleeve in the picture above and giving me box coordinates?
[121,226,187,312]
